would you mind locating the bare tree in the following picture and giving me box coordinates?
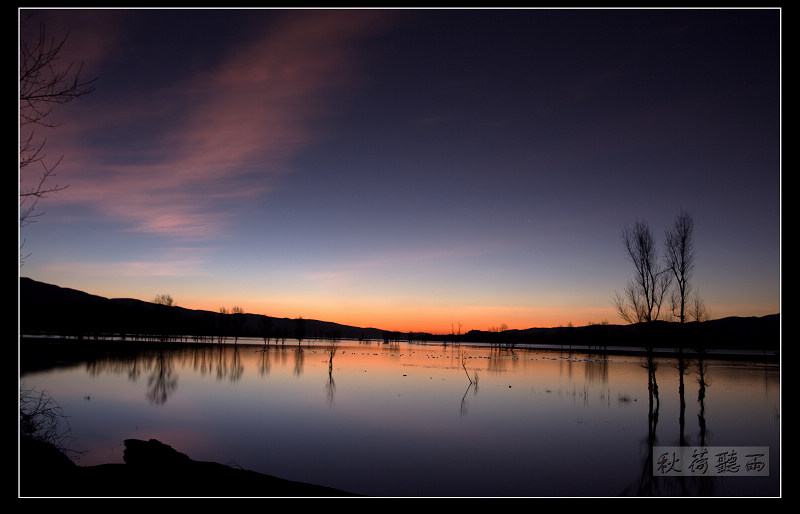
[230,306,246,344]
[260,315,273,346]
[20,386,74,454]
[153,293,175,342]
[153,293,174,307]
[614,221,671,323]
[19,14,95,259]
[689,290,713,322]
[664,211,695,323]
[295,316,306,345]
[217,307,229,343]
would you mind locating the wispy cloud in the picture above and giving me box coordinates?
[42,10,391,241]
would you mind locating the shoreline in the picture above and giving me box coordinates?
[19,334,780,362]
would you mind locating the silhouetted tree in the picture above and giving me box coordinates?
[230,306,245,344]
[153,293,173,307]
[153,293,175,342]
[19,14,95,261]
[326,338,338,406]
[614,221,671,323]
[665,211,695,323]
[20,386,74,455]
[689,291,713,322]
[260,315,273,346]
[217,307,229,343]
[295,317,306,345]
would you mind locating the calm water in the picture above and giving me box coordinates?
[20,339,780,497]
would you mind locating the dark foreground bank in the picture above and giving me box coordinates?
[19,436,360,498]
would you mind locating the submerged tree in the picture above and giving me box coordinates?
[614,221,671,323]
[230,306,246,344]
[664,211,695,323]
[614,213,713,326]
[295,316,306,345]
[260,315,273,345]
[217,307,229,343]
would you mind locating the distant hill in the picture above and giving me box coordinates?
[465,314,780,352]
[19,277,779,352]
[19,277,388,342]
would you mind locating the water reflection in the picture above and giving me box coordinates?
[584,352,609,385]
[626,351,724,496]
[697,357,709,447]
[458,348,479,416]
[460,382,478,417]
[146,350,177,405]
[326,341,337,407]
[20,340,779,496]
[257,348,271,377]
[632,350,660,496]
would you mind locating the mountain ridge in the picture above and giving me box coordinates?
[19,277,780,351]
[19,277,389,342]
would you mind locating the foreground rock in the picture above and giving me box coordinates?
[20,437,359,497]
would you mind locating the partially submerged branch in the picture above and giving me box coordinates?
[460,351,478,385]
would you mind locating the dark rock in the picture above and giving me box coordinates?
[19,436,360,497]
[122,438,191,467]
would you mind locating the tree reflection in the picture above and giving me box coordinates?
[676,352,687,447]
[584,352,608,385]
[257,347,271,377]
[675,351,688,496]
[325,340,337,407]
[624,351,721,496]
[227,345,244,383]
[191,345,211,375]
[558,348,575,380]
[146,350,177,405]
[458,348,479,416]
[215,344,228,381]
[127,356,143,381]
[628,350,660,496]
[690,356,715,495]
[695,357,710,447]
[486,346,514,374]
[325,367,336,407]
[293,347,305,376]
[459,382,478,417]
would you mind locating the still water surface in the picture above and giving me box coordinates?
[20,339,780,497]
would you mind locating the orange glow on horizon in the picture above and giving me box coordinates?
[172,297,618,335]
[167,295,780,335]
[36,276,777,336]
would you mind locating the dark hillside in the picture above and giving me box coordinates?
[19,277,387,342]
[465,315,780,352]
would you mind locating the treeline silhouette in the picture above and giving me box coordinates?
[20,278,778,354]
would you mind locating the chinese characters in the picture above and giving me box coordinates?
[654,447,769,477]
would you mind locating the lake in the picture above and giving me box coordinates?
[19,338,780,497]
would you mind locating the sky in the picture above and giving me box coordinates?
[18,7,781,335]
